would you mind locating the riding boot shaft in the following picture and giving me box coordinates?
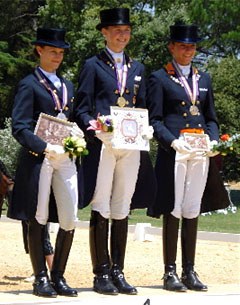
[181,217,198,269]
[162,214,179,268]
[28,218,47,276]
[89,210,110,275]
[110,217,128,270]
[51,228,74,277]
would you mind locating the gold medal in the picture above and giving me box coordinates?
[117,96,128,107]
[189,105,199,116]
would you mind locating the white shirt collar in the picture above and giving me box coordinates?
[39,67,61,89]
[177,63,191,78]
[106,47,124,68]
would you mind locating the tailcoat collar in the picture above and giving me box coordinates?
[97,49,133,68]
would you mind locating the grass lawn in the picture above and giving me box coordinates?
[2,202,239,234]
[78,205,239,234]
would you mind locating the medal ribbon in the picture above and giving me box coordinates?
[116,63,128,97]
[35,67,68,112]
[104,49,128,97]
[172,60,198,105]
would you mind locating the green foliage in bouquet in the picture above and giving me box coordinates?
[213,133,240,156]
[63,136,89,161]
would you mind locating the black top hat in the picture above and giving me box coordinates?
[169,24,202,43]
[31,28,70,49]
[96,8,131,31]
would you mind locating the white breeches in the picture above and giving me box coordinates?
[171,152,210,219]
[36,156,78,231]
[91,146,140,219]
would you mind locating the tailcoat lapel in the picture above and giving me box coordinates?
[97,50,116,79]
[97,49,135,81]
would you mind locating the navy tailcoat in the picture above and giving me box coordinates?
[74,50,157,209]
[8,70,75,221]
[146,65,230,218]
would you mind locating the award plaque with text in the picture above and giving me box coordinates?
[34,113,74,146]
[110,106,150,151]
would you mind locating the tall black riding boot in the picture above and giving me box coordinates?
[110,217,137,295]
[181,217,208,291]
[28,219,57,297]
[51,228,78,296]
[90,210,118,295]
[162,214,187,292]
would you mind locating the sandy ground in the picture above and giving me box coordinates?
[0,218,239,295]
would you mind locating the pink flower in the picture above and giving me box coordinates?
[87,119,102,131]
[87,114,114,132]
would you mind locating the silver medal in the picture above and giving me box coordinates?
[57,112,67,120]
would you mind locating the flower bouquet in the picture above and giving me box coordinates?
[87,114,114,132]
[62,136,89,161]
[212,133,240,156]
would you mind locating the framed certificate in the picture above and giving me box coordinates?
[110,106,150,151]
[183,133,210,151]
[34,113,74,146]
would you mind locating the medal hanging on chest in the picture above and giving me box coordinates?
[57,111,67,120]
[189,105,199,116]
[172,60,200,116]
[35,68,68,120]
[105,50,129,108]
[117,96,127,108]
[116,63,129,107]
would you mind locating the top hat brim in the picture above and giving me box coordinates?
[169,37,202,43]
[96,21,132,31]
[31,40,70,49]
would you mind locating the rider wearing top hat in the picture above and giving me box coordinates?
[74,8,156,295]
[147,22,230,292]
[9,28,82,298]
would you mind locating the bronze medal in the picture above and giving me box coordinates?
[117,96,128,107]
[189,105,199,115]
